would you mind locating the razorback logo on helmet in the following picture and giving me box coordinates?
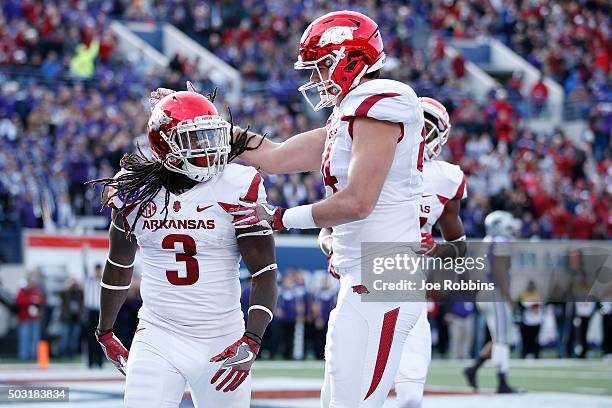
[318,26,357,47]
[148,108,172,131]
[142,201,157,218]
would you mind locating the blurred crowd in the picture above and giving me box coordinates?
[0,0,610,243]
[428,0,610,118]
[1,266,142,364]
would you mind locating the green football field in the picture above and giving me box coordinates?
[0,357,610,407]
[252,359,612,396]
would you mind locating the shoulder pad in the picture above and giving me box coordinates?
[341,79,422,124]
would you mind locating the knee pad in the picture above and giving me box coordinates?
[395,381,424,408]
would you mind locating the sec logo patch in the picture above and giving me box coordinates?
[142,201,157,218]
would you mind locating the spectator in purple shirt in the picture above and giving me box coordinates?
[276,272,298,360]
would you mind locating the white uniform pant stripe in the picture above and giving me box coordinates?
[321,273,423,407]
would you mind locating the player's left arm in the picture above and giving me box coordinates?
[237,227,278,341]
[96,209,138,375]
[318,227,333,256]
[210,225,278,392]
[432,198,467,258]
[309,117,399,226]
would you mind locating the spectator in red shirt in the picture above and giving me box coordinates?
[493,89,514,119]
[571,203,597,240]
[494,109,515,143]
[98,31,116,65]
[550,203,570,238]
[530,75,548,117]
[531,185,556,218]
[15,272,45,360]
[452,54,465,78]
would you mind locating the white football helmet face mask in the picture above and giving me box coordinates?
[484,211,521,239]
[294,48,346,111]
[158,115,231,182]
[419,97,451,161]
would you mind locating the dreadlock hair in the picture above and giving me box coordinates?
[226,105,266,163]
[206,87,218,103]
[86,144,175,236]
[87,87,268,235]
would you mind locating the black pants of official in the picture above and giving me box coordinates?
[603,314,612,355]
[575,316,592,358]
[520,323,541,358]
[278,320,295,360]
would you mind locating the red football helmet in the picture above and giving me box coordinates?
[147,91,230,182]
[419,97,451,160]
[295,11,386,111]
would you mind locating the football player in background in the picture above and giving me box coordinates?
[464,210,520,393]
[151,11,428,407]
[319,97,467,408]
[88,91,278,407]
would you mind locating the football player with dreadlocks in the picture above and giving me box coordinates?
[88,90,277,407]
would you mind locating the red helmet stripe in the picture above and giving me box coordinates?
[424,97,445,111]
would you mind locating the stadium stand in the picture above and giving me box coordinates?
[0,0,609,256]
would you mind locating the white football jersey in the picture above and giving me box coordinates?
[109,164,266,338]
[323,79,425,269]
[419,160,467,236]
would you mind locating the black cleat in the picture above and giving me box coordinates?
[497,383,522,394]
[463,367,478,391]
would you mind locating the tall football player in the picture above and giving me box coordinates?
[88,92,278,407]
[319,97,467,408]
[153,11,427,407]
[464,211,520,393]
[232,11,428,407]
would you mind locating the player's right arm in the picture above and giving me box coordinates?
[95,209,138,375]
[431,198,467,258]
[232,126,327,174]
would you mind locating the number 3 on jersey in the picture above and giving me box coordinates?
[162,234,199,285]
